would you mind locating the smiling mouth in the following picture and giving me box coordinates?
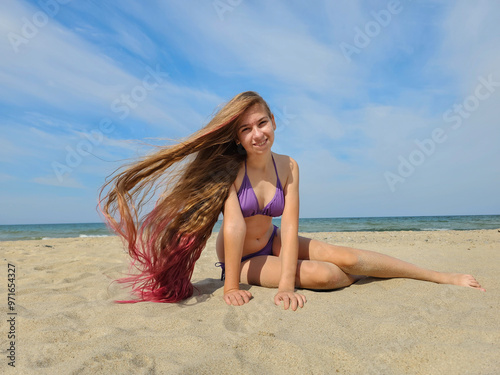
[254,139,267,147]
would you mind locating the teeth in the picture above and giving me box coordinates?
[255,140,266,146]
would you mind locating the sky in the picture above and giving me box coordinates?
[0,0,499,225]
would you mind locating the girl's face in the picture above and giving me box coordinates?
[236,104,276,155]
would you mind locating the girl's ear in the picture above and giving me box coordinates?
[271,113,276,131]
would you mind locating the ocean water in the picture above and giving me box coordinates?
[0,222,113,241]
[1,215,499,241]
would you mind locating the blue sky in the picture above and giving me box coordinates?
[1,0,499,225]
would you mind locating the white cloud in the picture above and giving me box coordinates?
[0,1,221,135]
[1,1,499,223]
[130,1,360,96]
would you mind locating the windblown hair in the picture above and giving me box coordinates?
[99,91,272,303]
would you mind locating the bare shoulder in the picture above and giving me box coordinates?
[232,159,246,192]
[273,152,298,169]
[272,153,298,184]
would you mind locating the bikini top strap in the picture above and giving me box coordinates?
[271,155,282,187]
[271,155,278,175]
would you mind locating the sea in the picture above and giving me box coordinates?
[0,215,499,241]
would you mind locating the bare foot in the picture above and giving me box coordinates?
[440,273,485,291]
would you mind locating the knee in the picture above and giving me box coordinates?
[337,249,360,271]
[300,262,343,290]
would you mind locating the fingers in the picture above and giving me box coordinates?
[274,292,307,311]
[296,293,306,309]
[224,290,252,306]
[223,290,308,310]
[284,295,290,310]
[292,293,306,310]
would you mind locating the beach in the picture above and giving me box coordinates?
[1,229,499,374]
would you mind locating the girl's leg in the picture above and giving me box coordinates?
[239,255,360,290]
[272,230,484,290]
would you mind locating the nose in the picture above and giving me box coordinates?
[252,127,264,139]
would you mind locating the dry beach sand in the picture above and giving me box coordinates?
[1,230,499,374]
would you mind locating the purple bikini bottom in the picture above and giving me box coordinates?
[215,225,278,281]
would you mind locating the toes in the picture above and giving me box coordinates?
[467,277,485,291]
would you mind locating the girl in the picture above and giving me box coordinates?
[100,91,484,310]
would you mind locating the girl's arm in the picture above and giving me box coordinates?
[222,183,252,305]
[275,157,306,310]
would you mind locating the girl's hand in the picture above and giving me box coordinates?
[274,290,307,311]
[223,289,252,306]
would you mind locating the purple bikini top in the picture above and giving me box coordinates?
[237,155,285,218]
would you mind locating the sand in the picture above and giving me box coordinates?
[1,229,499,374]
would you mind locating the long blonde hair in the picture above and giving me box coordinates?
[99,91,272,302]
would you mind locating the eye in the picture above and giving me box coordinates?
[259,120,268,126]
[240,127,250,133]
